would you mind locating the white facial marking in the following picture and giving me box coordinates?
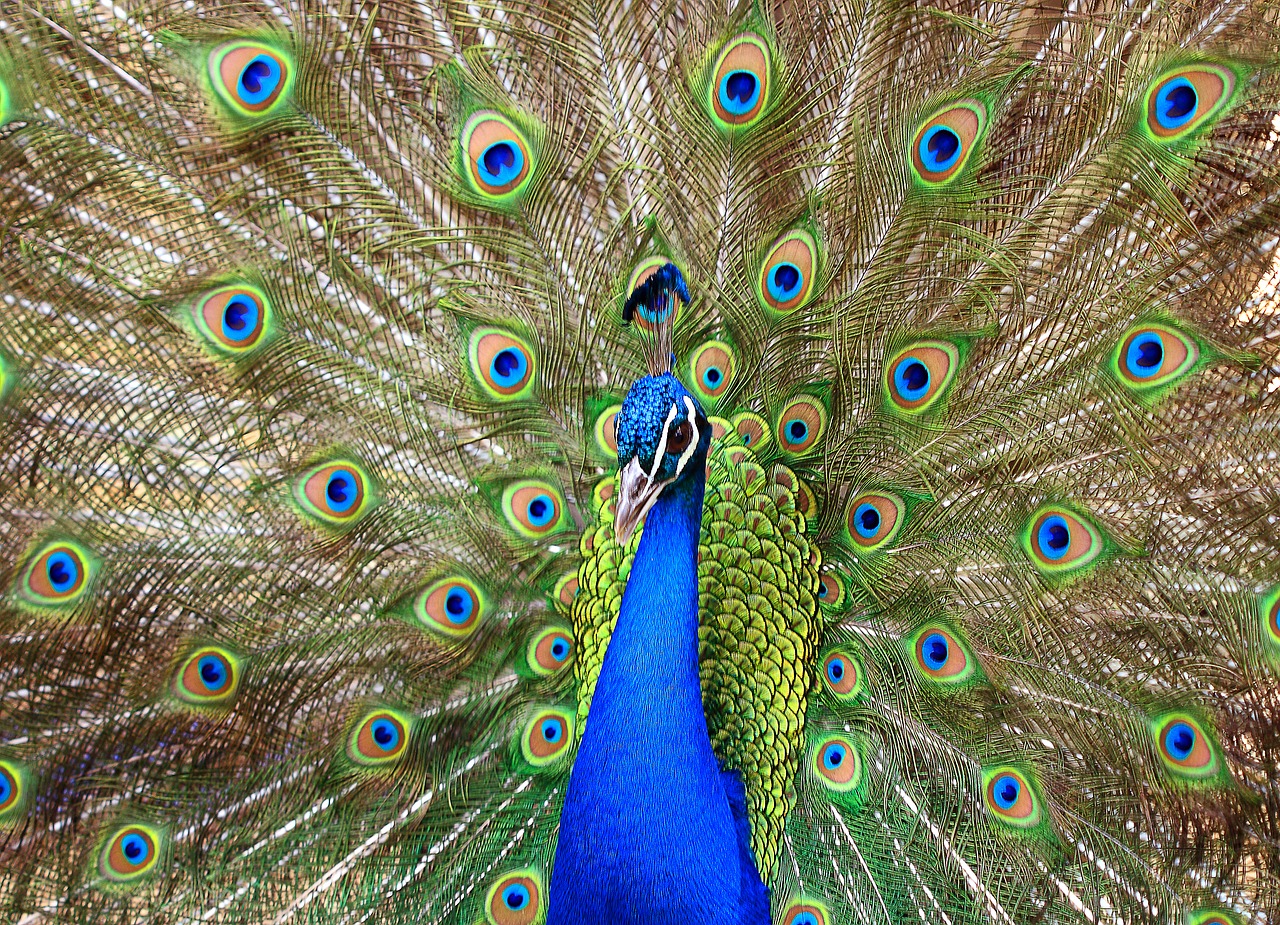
[674,396,700,477]
[648,403,679,481]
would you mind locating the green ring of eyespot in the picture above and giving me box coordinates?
[484,868,544,925]
[414,576,486,638]
[1141,63,1237,143]
[468,327,538,401]
[819,646,865,701]
[501,479,568,539]
[1260,586,1280,661]
[1108,321,1200,394]
[779,898,831,925]
[909,624,981,686]
[460,111,536,203]
[843,491,906,552]
[17,540,99,611]
[189,284,274,356]
[592,404,623,458]
[207,41,295,118]
[347,708,414,767]
[884,339,962,415]
[0,759,30,820]
[809,734,862,792]
[1186,910,1241,925]
[98,823,165,885]
[706,33,773,131]
[756,229,819,315]
[171,646,243,706]
[1150,711,1223,782]
[0,354,13,404]
[520,707,575,767]
[910,100,988,186]
[527,625,575,676]
[291,459,377,529]
[981,765,1045,830]
[1019,505,1105,577]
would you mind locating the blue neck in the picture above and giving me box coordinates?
[547,471,768,925]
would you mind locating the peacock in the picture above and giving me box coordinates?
[1,0,1279,921]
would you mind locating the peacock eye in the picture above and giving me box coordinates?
[666,419,694,454]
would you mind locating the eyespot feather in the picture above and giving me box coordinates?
[885,340,960,414]
[461,112,535,202]
[757,230,818,314]
[348,709,412,767]
[292,460,376,528]
[520,708,574,767]
[706,33,772,130]
[414,577,485,638]
[501,480,568,539]
[208,42,292,117]
[469,328,537,401]
[172,646,241,706]
[911,100,987,185]
[18,540,97,610]
[98,824,164,884]
[485,870,543,925]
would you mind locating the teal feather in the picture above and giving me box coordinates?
[1,0,1279,922]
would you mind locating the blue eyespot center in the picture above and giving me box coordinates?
[221,294,261,344]
[444,588,474,624]
[823,743,846,769]
[120,833,149,866]
[923,633,949,670]
[503,884,530,910]
[0,775,12,803]
[826,658,845,683]
[479,141,524,187]
[993,774,1021,809]
[817,580,828,598]
[719,70,761,115]
[767,262,803,301]
[793,914,820,925]
[894,358,930,400]
[326,472,356,512]
[786,419,809,444]
[1156,77,1198,130]
[550,639,569,660]
[198,655,227,691]
[1166,722,1196,760]
[371,718,399,751]
[1037,515,1070,560]
[702,366,722,388]
[527,494,554,527]
[490,347,528,388]
[541,719,562,743]
[919,125,962,173]
[238,55,282,106]
[46,551,78,592]
[1125,332,1164,378]
[855,503,881,538]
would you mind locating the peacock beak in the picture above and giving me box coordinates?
[614,457,665,545]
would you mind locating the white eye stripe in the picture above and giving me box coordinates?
[674,396,700,477]
[648,403,679,481]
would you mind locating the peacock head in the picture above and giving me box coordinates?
[614,373,711,543]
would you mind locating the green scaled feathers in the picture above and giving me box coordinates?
[575,448,821,875]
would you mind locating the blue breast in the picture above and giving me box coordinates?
[546,479,769,924]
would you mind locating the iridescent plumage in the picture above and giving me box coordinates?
[1,1,1279,923]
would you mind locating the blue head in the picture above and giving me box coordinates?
[613,373,710,542]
